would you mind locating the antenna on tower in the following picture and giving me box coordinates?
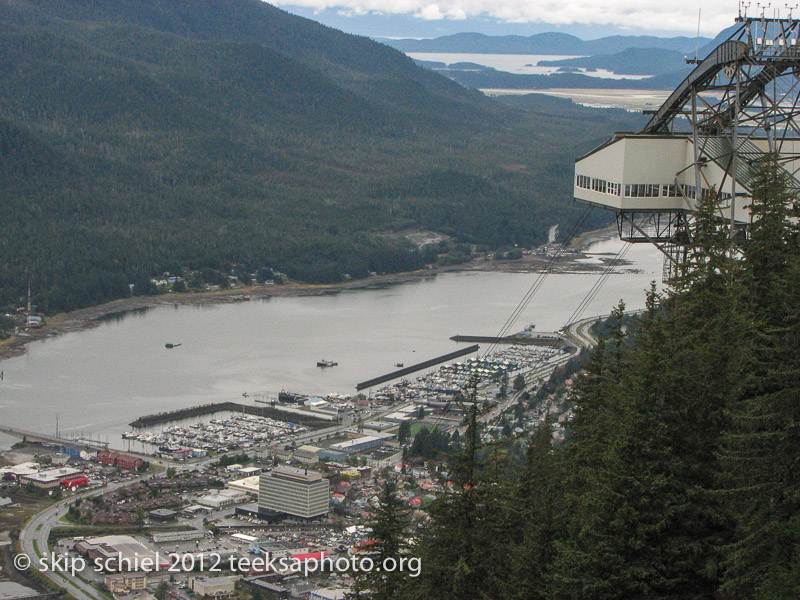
[695,9,702,62]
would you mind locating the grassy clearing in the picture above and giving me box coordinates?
[410,423,440,437]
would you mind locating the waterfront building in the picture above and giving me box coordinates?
[96,451,143,470]
[258,466,329,519]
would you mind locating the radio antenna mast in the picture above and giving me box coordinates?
[695,9,702,62]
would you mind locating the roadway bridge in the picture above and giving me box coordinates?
[0,425,109,450]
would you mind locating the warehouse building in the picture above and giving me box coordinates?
[96,451,143,470]
[20,467,82,490]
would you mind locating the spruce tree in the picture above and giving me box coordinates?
[720,155,800,599]
[348,480,412,600]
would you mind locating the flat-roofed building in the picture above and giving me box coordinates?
[328,435,386,455]
[294,445,321,464]
[190,576,237,599]
[227,475,260,496]
[258,466,329,520]
[20,467,82,489]
[104,572,148,594]
[0,462,40,481]
[197,489,250,509]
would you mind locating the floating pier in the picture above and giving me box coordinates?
[355,344,479,391]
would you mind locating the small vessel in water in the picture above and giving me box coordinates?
[165,343,182,349]
[317,359,338,368]
[395,363,404,367]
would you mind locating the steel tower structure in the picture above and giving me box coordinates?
[573,8,800,278]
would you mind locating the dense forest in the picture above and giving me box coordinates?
[0,0,644,315]
[358,158,800,600]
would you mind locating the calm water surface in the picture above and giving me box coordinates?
[405,52,652,79]
[0,238,662,450]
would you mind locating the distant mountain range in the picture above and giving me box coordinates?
[379,32,711,56]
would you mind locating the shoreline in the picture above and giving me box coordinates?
[0,225,622,362]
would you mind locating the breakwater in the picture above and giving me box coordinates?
[356,344,479,391]
[449,334,563,347]
[129,402,330,429]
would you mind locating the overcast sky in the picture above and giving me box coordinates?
[275,1,745,37]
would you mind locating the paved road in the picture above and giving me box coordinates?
[19,477,147,600]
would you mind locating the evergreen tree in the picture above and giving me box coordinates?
[720,155,800,599]
[349,481,412,600]
[554,205,744,599]
[504,416,563,600]
[405,403,494,600]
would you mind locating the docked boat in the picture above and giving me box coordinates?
[317,359,338,368]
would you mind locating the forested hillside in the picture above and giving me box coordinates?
[368,157,800,599]
[0,0,640,314]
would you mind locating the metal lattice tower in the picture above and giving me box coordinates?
[573,11,800,279]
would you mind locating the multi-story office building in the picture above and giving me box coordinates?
[258,466,329,519]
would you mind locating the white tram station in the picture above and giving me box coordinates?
[573,12,800,274]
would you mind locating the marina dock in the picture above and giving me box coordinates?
[129,401,331,429]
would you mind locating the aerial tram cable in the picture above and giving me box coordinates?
[480,205,593,358]
[413,206,595,442]
[409,238,635,482]
[434,240,633,440]
[563,242,633,329]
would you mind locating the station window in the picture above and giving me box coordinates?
[624,184,659,197]
[607,182,621,196]
[576,175,591,189]
[662,184,678,197]
[591,178,607,194]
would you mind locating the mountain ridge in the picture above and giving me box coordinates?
[380,31,711,55]
[0,0,638,314]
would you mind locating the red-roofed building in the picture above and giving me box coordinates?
[61,475,89,490]
[96,451,143,470]
[291,552,329,562]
